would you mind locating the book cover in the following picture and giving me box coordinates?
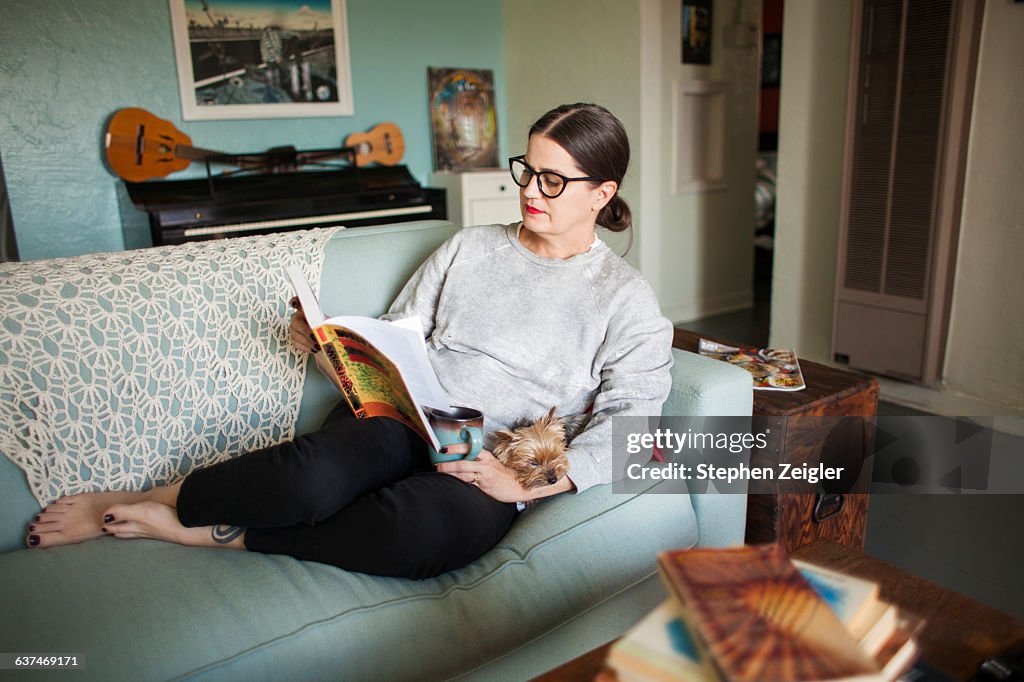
[607,600,718,682]
[698,339,806,391]
[285,266,450,450]
[657,544,883,682]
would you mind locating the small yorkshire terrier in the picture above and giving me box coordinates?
[491,407,589,493]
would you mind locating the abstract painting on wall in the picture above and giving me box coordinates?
[427,67,499,171]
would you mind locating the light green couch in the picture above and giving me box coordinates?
[0,220,752,681]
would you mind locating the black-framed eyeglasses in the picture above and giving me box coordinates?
[508,156,602,199]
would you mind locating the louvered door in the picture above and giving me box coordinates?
[832,0,983,384]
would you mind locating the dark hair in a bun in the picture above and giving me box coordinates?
[529,103,632,233]
[599,195,632,234]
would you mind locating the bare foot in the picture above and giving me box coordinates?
[102,501,189,544]
[26,482,183,549]
[27,490,148,548]
[103,501,245,550]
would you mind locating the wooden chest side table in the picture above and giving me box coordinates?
[672,329,879,552]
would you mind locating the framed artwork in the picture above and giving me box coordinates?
[681,0,713,65]
[427,67,499,171]
[168,0,353,120]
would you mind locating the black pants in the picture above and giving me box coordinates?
[175,402,519,579]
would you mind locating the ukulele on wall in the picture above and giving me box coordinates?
[104,108,405,182]
[343,122,404,168]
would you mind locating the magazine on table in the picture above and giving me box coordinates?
[698,338,806,391]
[285,266,450,450]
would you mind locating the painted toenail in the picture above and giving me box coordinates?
[28,524,35,532]
[102,527,108,533]
[104,514,114,523]
[35,515,41,522]
[29,535,39,546]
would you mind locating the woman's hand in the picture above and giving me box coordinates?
[288,297,319,353]
[434,449,531,504]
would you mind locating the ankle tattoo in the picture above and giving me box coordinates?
[211,525,244,544]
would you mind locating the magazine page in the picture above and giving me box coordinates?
[284,266,344,391]
[285,265,449,409]
[756,347,805,390]
[318,324,441,450]
[285,265,326,328]
[698,338,805,391]
[323,315,450,411]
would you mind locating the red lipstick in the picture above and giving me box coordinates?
[525,205,544,215]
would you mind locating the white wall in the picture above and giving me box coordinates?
[503,0,761,324]
[643,0,760,323]
[502,0,643,265]
[769,0,853,359]
[942,0,1024,411]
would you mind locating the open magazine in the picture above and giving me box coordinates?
[285,266,451,450]
[698,338,806,391]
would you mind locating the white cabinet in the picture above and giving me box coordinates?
[429,170,521,227]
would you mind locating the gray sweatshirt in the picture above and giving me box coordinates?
[384,223,673,493]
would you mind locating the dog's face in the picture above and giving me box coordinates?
[492,411,571,489]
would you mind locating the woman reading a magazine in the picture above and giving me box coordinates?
[26,103,674,579]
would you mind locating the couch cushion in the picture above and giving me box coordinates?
[0,479,696,681]
[0,455,36,553]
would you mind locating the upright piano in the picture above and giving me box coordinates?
[125,165,446,246]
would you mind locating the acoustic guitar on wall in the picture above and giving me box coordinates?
[104,108,406,182]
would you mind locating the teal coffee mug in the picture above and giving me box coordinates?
[425,406,483,464]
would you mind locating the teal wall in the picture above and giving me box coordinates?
[0,0,505,261]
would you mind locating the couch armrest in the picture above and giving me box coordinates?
[664,348,753,418]
[662,348,753,548]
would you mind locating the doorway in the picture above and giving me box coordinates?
[753,0,783,348]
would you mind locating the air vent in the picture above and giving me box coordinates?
[883,0,951,300]
[843,0,902,293]
[833,0,981,385]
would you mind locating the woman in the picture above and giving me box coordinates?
[25,103,674,579]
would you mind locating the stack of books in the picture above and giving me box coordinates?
[608,544,924,682]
